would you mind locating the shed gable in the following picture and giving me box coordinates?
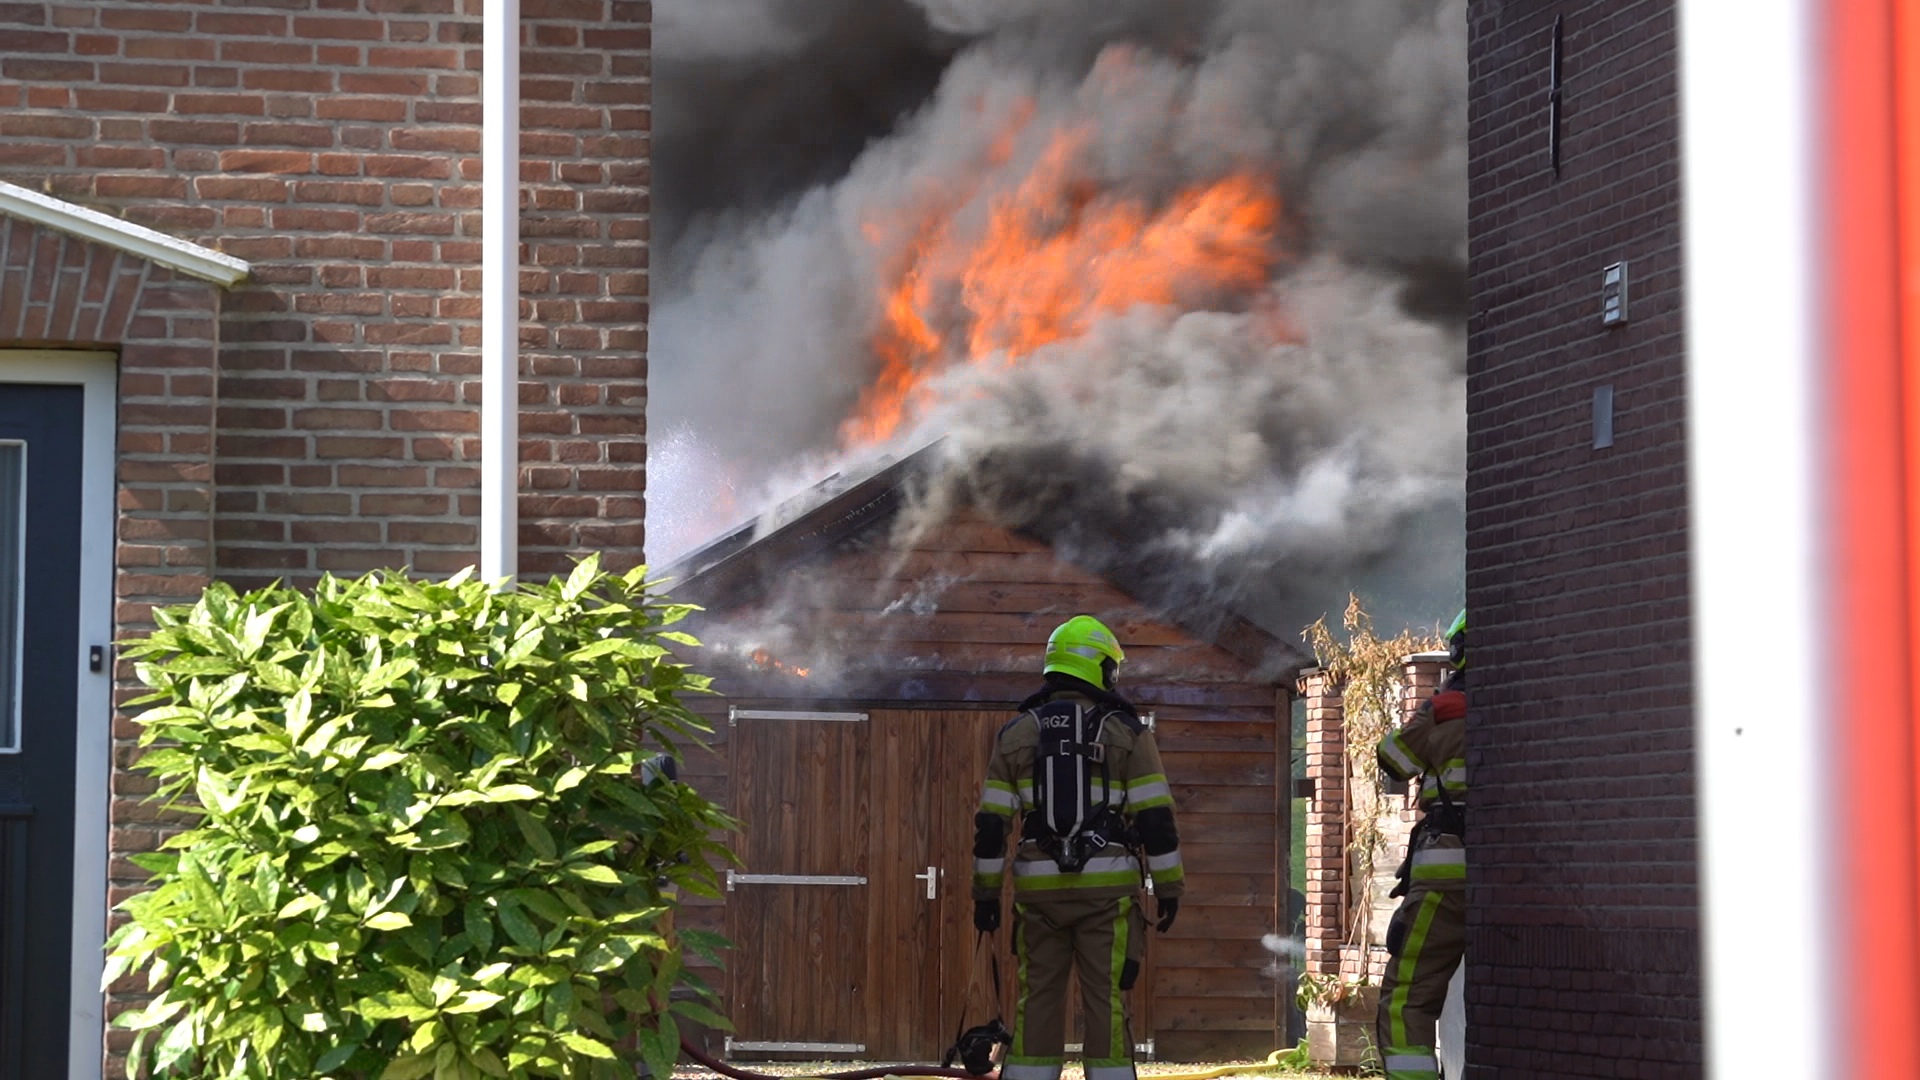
[669,445,1304,705]
[793,507,1260,691]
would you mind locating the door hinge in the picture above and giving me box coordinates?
[1065,1041,1153,1059]
[726,871,867,891]
[729,708,868,725]
[726,1039,866,1057]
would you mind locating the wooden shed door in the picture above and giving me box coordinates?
[725,707,1152,1062]
[725,710,874,1057]
[726,708,1014,1061]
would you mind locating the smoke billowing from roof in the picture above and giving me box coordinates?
[650,0,1467,638]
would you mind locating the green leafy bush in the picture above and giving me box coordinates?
[105,558,736,1079]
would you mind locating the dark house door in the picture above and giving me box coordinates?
[0,384,85,1079]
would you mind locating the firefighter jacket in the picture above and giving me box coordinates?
[972,679,1184,904]
[1376,689,1466,891]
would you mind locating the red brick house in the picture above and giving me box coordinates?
[0,2,650,1074]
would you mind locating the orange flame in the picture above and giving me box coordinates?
[749,648,811,679]
[842,119,1284,446]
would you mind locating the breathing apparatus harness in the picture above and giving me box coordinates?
[1423,775,1467,839]
[1014,678,1143,874]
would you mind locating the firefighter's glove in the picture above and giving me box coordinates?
[1154,897,1179,933]
[973,899,1001,934]
[1431,690,1467,723]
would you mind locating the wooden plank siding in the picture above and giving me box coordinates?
[666,506,1293,1061]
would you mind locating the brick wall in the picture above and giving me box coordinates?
[0,213,221,636]
[1,3,651,1075]
[1465,2,1700,1076]
[0,0,651,585]
[1299,655,1450,983]
[1299,655,1448,1070]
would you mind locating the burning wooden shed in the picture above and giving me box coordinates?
[662,448,1308,1063]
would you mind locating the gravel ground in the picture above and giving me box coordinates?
[670,1061,1352,1080]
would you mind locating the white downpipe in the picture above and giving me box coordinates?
[481,0,519,585]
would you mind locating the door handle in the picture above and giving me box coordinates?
[914,865,936,900]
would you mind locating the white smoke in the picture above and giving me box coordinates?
[897,260,1463,630]
[907,0,1044,35]
[650,0,1468,635]
[1261,933,1306,979]
[653,0,812,59]
[906,0,1216,40]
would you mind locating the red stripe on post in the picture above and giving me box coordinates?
[1897,0,1920,978]
[1831,0,1920,1073]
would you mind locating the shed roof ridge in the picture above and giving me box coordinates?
[664,441,1308,676]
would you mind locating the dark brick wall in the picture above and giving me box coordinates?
[1465,2,1700,1076]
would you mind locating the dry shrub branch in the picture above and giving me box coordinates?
[1303,594,1443,952]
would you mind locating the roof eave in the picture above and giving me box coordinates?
[663,447,936,605]
[0,180,251,288]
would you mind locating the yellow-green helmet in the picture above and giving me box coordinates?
[1044,615,1125,688]
[1446,609,1467,670]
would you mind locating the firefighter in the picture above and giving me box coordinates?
[1374,609,1470,1080]
[971,615,1184,1080]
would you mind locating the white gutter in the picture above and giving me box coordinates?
[0,180,250,287]
[480,0,519,585]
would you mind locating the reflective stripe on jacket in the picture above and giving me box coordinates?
[1377,693,1467,889]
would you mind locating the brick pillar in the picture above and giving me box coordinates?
[1386,651,1452,829]
[1299,666,1345,979]
[1400,652,1450,720]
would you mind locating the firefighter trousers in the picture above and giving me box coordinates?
[1375,886,1465,1080]
[1004,895,1146,1080]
